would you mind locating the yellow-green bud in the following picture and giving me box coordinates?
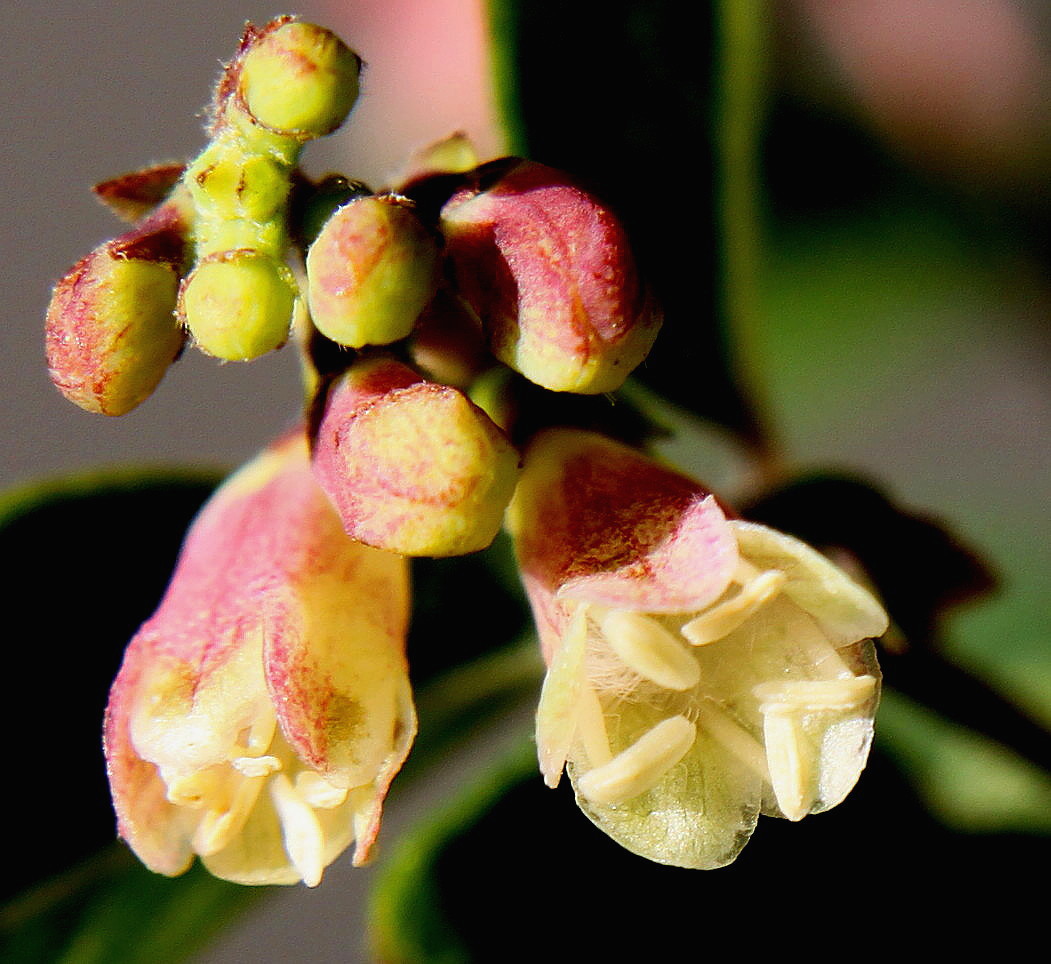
[238,20,361,139]
[46,248,183,416]
[306,195,440,348]
[179,250,297,360]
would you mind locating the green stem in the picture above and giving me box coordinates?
[484,0,528,156]
[714,0,782,480]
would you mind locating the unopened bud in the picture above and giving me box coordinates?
[179,250,297,360]
[46,248,183,416]
[313,356,520,556]
[441,160,662,394]
[407,290,489,389]
[306,195,440,349]
[238,20,361,139]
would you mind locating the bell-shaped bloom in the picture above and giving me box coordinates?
[104,433,414,886]
[440,159,662,395]
[312,354,520,557]
[507,429,888,869]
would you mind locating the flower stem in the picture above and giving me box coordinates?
[713,0,783,482]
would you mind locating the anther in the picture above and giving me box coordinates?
[576,715,696,806]
[753,675,877,713]
[761,710,812,822]
[693,702,769,781]
[681,570,786,646]
[601,610,700,690]
[232,754,281,777]
[269,772,325,887]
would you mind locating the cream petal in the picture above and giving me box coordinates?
[729,522,889,643]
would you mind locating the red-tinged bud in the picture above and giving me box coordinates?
[306,194,441,348]
[508,429,887,869]
[313,355,520,557]
[441,160,662,394]
[407,290,489,390]
[45,203,188,415]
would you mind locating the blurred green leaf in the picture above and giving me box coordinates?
[369,738,536,964]
[485,0,759,438]
[1,847,262,964]
[0,468,284,962]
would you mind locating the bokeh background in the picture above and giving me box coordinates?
[3,1,1050,960]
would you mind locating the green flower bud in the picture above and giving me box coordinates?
[306,195,440,348]
[179,250,297,360]
[238,20,361,139]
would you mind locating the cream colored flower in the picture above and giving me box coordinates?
[104,433,414,886]
[508,429,887,868]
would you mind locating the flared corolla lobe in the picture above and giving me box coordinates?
[45,201,189,415]
[312,355,520,557]
[104,434,414,886]
[507,429,887,869]
[440,160,662,394]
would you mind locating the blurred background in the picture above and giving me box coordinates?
[3,0,1050,960]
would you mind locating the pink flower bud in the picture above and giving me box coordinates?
[104,433,414,886]
[306,194,441,348]
[312,355,520,557]
[45,203,188,415]
[441,160,662,394]
[508,429,887,869]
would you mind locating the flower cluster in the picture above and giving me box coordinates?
[47,18,888,885]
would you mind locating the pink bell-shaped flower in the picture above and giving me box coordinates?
[104,432,414,886]
[508,429,888,869]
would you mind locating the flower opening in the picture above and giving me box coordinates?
[509,429,888,869]
[104,433,414,885]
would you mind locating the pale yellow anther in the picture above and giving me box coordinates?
[232,754,281,777]
[753,675,877,713]
[192,773,268,856]
[165,768,222,808]
[601,610,700,691]
[269,772,325,887]
[576,715,696,806]
[681,570,787,646]
[761,710,812,821]
[575,683,614,771]
[693,702,770,782]
[295,770,349,809]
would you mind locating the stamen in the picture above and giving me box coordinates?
[576,715,696,806]
[165,767,222,808]
[790,624,854,675]
[575,683,613,770]
[296,770,349,809]
[681,570,786,646]
[232,754,281,777]
[693,702,769,781]
[754,675,877,713]
[761,709,812,821]
[269,772,325,887]
[192,773,267,855]
[601,610,700,691]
